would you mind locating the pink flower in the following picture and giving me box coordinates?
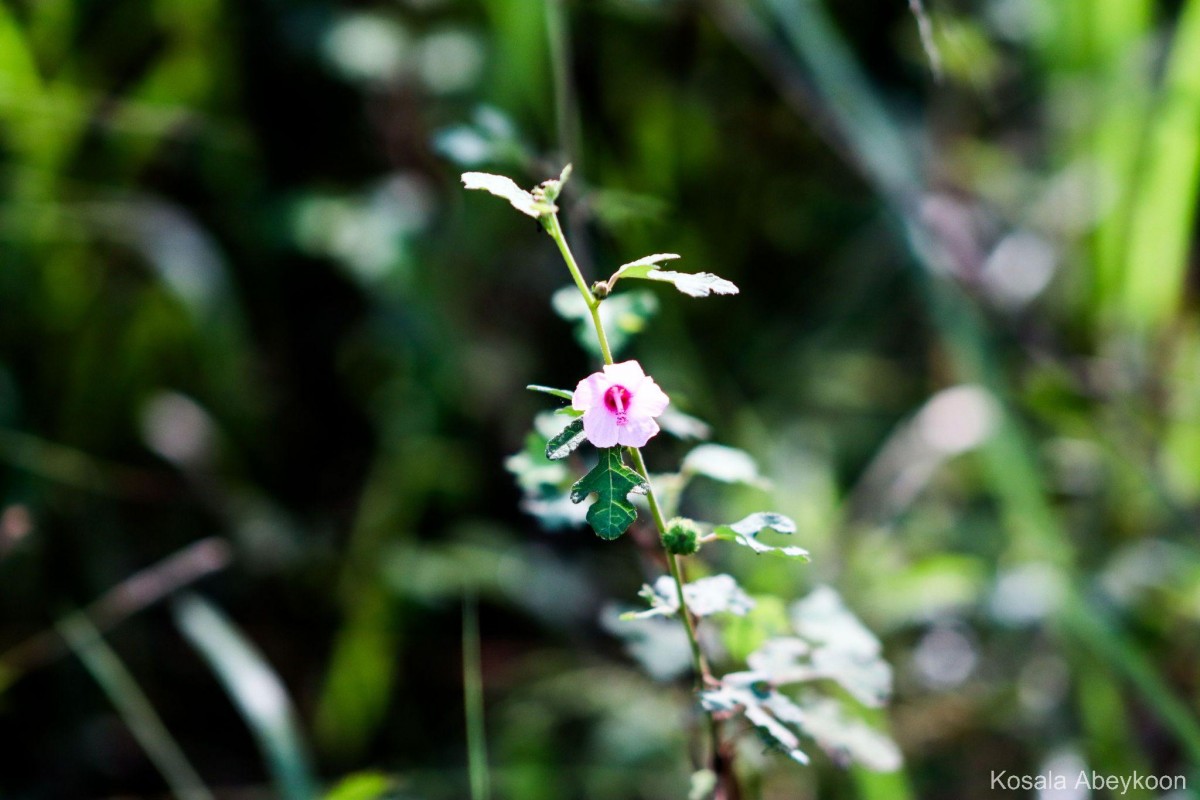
[572,360,670,448]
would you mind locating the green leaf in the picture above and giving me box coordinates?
[610,252,682,280]
[526,384,573,401]
[505,415,586,529]
[323,772,397,800]
[605,253,739,298]
[545,418,585,460]
[713,512,809,559]
[506,431,568,495]
[569,447,648,539]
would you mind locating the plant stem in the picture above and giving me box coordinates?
[543,213,614,365]
[627,445,710,684]
[543,209,720,769]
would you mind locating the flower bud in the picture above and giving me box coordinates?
[663,517,701,556]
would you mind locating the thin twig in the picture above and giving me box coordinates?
[0,537,231,685]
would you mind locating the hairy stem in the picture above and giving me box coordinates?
[543,213,614,364]
[543,209,720,771]
[627,446,709,684]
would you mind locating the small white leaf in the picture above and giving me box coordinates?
[461,172,549,217]
[604,254,739,298]
[624,574,756,619]
[612,253,682,281]
[713,512,809,559]
[791,587,892,707]
[796,697,903,772]
[684,574,756,617]
[644,270,739,298]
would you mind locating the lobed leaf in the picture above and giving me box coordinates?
[624,574,756,620]
[701,668,899,771]
[605,254,739,298]
[569,447,648,539]
[700,673,810,765]
[794,697,902,772]
[791,587,891,707]
[713,512,809,559]
[645,270,740,298]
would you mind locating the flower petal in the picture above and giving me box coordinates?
[630,377,669,417]
[603,360,647,392]
[617,416,660,448]
[573,373,611,411]
[583,406,620,448]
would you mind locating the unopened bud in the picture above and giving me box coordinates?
[663,517,701,556]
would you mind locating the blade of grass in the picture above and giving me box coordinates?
[1054,0,1154,325]
[463,594,491,800]
[57,611,214,800]
[173,593,317,800]
[760,0,922,201]
[1059,590,1200,761]
[1117,0,1200,331]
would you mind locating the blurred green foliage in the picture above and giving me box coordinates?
[2,0,1200,798]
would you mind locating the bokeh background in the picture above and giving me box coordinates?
[3,0,1200,797]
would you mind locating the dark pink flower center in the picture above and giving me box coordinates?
[603,384,632,425]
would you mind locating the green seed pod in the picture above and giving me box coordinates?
[663,517,702,556]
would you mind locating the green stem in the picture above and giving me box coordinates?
[463,594,491,800]
[543,213,614,365]
[628,446,709,684]
[543,210,719,770]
